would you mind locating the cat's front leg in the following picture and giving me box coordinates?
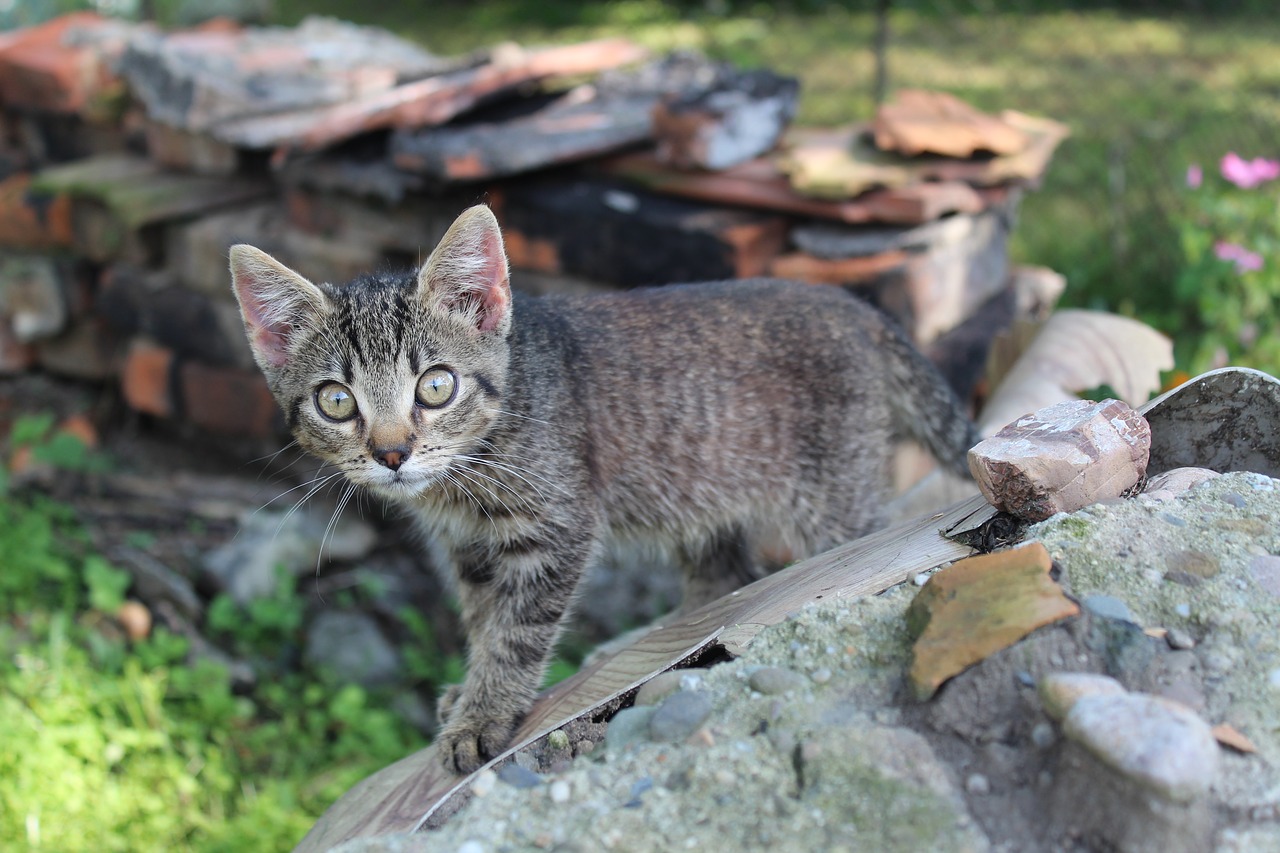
[437,527,595,774]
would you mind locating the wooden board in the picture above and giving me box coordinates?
[295,493,993,852]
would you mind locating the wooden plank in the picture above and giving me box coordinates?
[296,493,992,851]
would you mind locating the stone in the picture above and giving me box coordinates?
[304,610,401,688]
[604,706,656,755]
[969,398,1151,522]
[1143,467,1220,501]
[497,763,543,789]
[648,691,713,744]
[747,666,809,695]
[907,542,1080,700]
[0,255,67,343]
[635,670,693,707]
[0,13,131,115]
[1210,723,1257,754]
[121,339,176,418]
[1081,594,1134,624]
[1165,550,1220,585]
[1062,692,1219,803]
[1249,554,1280,599]
[1038,672,1126,721]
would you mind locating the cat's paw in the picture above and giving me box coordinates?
[437,712,517,775]
[436,684,463,723]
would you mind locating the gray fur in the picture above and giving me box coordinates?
[229,206,978,775]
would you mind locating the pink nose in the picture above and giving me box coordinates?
[374,448,408,471]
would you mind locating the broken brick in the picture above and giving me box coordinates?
[768,250,908,286]
[0,13,132,116]
[121,339,176,417]
[178,360,279,438]
[969,398,1152,522]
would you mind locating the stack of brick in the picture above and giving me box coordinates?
[0,13,1067,442]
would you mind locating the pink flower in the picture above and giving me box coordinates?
[1220,152,1280,189]
[1214,240,1264,273]
[1186,163,1202,188]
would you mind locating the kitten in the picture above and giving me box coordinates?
[229,204,979,774]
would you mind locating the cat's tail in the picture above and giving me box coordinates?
[877,316,982,479]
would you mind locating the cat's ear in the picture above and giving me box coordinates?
[229,245,330,370]
[417,205,511,334]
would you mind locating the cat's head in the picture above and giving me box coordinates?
[229,205,512,500]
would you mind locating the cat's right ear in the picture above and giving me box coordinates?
[229,245,330,370]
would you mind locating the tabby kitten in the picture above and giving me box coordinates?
[229,205,978,774]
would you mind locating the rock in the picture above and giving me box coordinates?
[1143,467,1219,501]
[1165,628,1196,650]
[634,668,707,706]
[1165,550,1219,584]
[116,600,152,641]
[1038,672,1126,721]
[907,542,1080,700]
[1250,554,1280,599]
[202,505,377,603]
[1081,593,1134,623]
[303,610,401,687]
[648,690,713,743]
[798,724,987,850]
[1062,693,1219,803]
[969,398,1151,522]
[604,706,656,755]
[747,666,808,695]
[965,773,991,795]
[497,763,543,789]
[470,770,497,798]
[548,779,571,804]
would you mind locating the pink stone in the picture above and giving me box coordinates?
[969,398,1151,522]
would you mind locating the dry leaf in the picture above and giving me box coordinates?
[978,309,1173,435]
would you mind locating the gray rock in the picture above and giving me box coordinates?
[202,505,378,604]
[1082,594,1135,623]
[748,666,808,695]
[497,763,543,789]
[304,610,401,687]
[635,668,707,706]
[648,690,713,743]
[605,706,656,754]
[1062,693,1218,803]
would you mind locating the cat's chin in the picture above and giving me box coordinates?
[359,470,438,501]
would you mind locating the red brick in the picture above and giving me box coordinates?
[121,339,175,417]
[178,361,278,438]
[0,13,129,116]
[0,173,74,250]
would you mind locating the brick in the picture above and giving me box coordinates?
[121,339,176,417]
[144,120,239,176]
[0,13,132,116]
[968,398,1152,522]
[283,187,461,256]
[768,250,908,286]
[37,317,122,380]
[0,172,74,250]
[178,361,279,438]
[493,178,788,286]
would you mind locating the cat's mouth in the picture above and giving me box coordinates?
[353,464,439,497]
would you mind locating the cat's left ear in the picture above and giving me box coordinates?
[418,205,511,334]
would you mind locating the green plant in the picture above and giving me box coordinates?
[1170,153,1280,374]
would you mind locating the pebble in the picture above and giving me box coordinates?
[624,776,653,808]
[1165,628,1196,650]
[649,691,713,743]
[1158,511,1187,527]
[635,671,689,707]
[1249,554,1280,599]
[1082,594,1134,623]
[1174,602,1192,618]
[810,667,833,684]
[549,780,571,803]
[606,706,657,754]
[456,841,485,853]
[965,773,991,795]
[1031,722,1056,748]
[470,769,497,798]
[497,763,543,789]
[1063,693,1219,803]
[546,730,570,751]
[748,666,808,695]
[1222,492,1247,508]
[1038,672,1127,721]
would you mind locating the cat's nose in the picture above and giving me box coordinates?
[374,447,410,471]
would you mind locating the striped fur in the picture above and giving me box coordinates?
[229,205,978,774]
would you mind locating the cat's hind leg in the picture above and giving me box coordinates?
[675,524,764,613]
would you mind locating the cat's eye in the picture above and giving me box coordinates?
[416,367,457,408]
[315,382,357,422]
